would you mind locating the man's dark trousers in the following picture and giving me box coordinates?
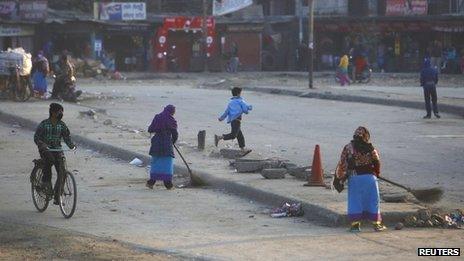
[40,151,65,200]
[423,85,439,116]
[223,119,245,148]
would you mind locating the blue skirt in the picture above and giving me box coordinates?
[33,71,47,93]
[149,156,173,182]
[347,174,381,222]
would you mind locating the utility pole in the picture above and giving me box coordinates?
[203,0,208,72]
[296,0,303,43]
[308,0,314,89]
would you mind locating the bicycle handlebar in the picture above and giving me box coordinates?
[46,148,75,152]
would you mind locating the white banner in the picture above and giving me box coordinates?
[213,0,253,16]
[99,2,146,21]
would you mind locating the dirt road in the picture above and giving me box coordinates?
[0,221,174,260]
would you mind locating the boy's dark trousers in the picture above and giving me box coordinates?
[223,119,245,148]
[40,150,65,200]
[423,85,439,116]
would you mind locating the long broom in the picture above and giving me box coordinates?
[378,176,443,204]
[173,144,206,187]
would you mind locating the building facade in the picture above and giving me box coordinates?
[306,0,464,73]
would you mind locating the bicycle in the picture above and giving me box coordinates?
[30,148,77,218]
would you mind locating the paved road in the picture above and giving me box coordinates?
[0,122,462,260]
[77,81,464,208]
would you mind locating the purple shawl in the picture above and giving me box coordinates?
[148,105,177,132]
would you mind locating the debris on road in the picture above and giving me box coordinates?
[103,119,112,125]
[286,165,311,180]
[79,109,97,119]
[129,158,144,167]
[395,222,404,230]
[271,202,304,218]
[220,148,249,159]
[261,168,286,179]
[403,209,463,229]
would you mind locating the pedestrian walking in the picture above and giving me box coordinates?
[420,59,440,119]
[338,52,350,86]
[228,42,240,73]
[146,105,178,190]
[32,51,49,99]
[336,126,386,232]
[377,43,386,73]
[215,87,252,154]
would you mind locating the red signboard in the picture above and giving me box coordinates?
[153,16,217,72]
[386,0,427,16]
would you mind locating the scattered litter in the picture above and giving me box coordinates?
[129,158,144,167]
[79,109,97,120]
[103,119,112,125]
[98,177,104,180]
[79,109,96,117]
[248,215,255,218]
[270,213,287,218]
[270,202,304,218]
[404,209,463,229]
[395,222,404,230]
[12,124,22,128]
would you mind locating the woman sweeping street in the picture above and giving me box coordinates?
[146,105,178,190]
[336,126,387,232]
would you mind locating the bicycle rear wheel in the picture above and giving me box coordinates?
[59,171,77,218]
[30,166,49,212]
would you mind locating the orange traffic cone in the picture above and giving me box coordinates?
[304,145,326,187]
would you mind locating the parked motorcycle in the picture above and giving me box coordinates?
[51,75,82,102]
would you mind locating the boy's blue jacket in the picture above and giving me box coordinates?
[219,96,253,123]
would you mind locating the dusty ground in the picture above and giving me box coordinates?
[0,221,174,260]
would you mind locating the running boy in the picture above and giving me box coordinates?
[215,87,253,153]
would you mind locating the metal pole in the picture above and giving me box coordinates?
[308,0,314,89]
[203,0,208,72]
[296,0,303,43]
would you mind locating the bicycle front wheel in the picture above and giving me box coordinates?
[31,166,49,212]
[59,171,77,218]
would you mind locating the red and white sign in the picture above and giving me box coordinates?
[153,17,217,72]
[386,0,427,16]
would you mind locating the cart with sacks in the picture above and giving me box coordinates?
[0,48,33,101]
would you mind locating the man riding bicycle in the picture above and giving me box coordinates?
[34,103,76,205]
